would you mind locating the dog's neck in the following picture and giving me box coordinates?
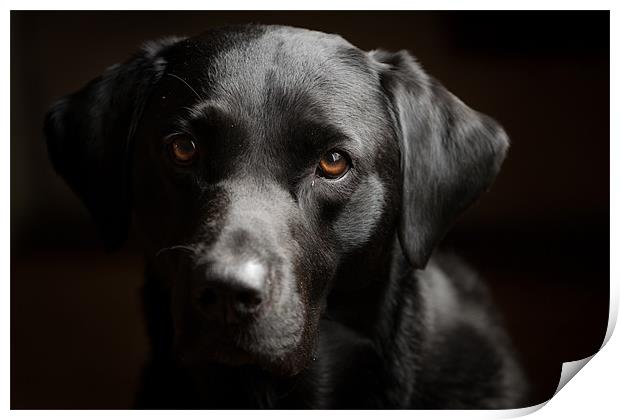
[317,238,424,407]
[140,239,424,408]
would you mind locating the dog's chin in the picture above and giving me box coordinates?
[175,336,311,377]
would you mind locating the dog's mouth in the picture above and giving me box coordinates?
[174,323,259,368]
[173,319,311,377]
[177,337,255,367]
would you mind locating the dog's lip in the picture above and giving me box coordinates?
[178,343,255,368]
[175,330,258,367]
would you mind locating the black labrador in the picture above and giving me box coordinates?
[44,24,527,409]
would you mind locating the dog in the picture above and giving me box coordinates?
[44,24,527,409]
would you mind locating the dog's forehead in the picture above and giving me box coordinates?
[161,26,387,143]
[174,25,373,87]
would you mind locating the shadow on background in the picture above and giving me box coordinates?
[11,11,609,409]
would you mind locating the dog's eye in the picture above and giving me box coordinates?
[168,135,198,165]
[317,150,350,179]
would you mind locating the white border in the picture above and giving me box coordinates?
[4,2,616,419]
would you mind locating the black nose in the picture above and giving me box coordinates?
[195,260,267,323]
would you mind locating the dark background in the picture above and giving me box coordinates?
[11,11,609,409]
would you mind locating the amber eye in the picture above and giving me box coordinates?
[168,135,198,165]
[317,150,350,179]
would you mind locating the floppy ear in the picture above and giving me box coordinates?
[370,50,509,268]
[44,37,183,250]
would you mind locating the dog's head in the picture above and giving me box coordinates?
[45,25,508,376]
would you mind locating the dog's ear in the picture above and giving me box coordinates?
[370,50,509,268]
[44,37,183,250]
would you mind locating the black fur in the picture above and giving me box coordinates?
[44,24,527,409]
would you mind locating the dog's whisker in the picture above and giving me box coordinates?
[165,73,203,101]
[155,244,199,258]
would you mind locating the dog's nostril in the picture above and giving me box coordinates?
[199,287,218,306]
[196,283,264,321]
[235,290,262,311]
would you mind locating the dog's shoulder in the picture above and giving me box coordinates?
[414,253,528,408]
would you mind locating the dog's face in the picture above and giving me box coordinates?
[45,25,508,376]
[130,27,403,374]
